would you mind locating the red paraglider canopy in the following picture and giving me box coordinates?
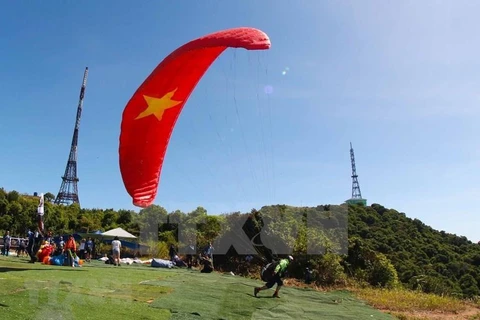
[119,27,271,208]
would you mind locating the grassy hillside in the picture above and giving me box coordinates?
[0,257,395,320]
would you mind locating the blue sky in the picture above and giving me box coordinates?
[1,1,479,242]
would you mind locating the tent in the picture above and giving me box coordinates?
[101,227,137,239]
[73,228,148,257]
[101,228,148,255]
[103,239,150,254]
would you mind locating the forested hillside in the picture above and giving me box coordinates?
[1,187,479,299]
[348,204,480,298]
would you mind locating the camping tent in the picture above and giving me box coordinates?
[101,227,137,239]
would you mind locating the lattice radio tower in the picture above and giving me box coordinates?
[346,142,367,205]
[54,67,88,206]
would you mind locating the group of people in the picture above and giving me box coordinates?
[14,228,96,267]
[31,193,95,266]
[1,190,120,268]
[1,230,35,258]
[167,242,215,272]
[78,237,95,261]
[31,232,79,266]
[4,193,296,297]
[167,241,294,297]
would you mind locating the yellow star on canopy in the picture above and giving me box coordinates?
[135,88,183,121]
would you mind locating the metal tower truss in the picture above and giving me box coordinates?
[350,142,362,199]
[346,142,367,206]
[54,67,88,206]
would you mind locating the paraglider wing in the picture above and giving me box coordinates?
[119,27,271,208]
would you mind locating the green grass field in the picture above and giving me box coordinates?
[0,256,395,320]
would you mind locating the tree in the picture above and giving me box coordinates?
[44,192,55,203]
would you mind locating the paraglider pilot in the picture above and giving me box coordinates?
[254,255,294,298]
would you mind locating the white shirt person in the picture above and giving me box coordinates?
[111,236,121,266]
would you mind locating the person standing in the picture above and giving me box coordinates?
[26,230,35,262]
[85,237,93,262]
[37,193,45,235]
[57,236,65,252]
[45,231,53,245]
[3,231,11,256]
[79,239,86,259]
[29,231,43,263]
[169,244,176,262]
[204,242,214,259]
[185,243,195,269]
[64,235,77,267]
[111,236,121,266]
[17,239,27,257]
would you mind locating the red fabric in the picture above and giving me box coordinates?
[37,244,53,263]
[119,27,271,207]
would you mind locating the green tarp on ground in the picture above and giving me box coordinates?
[0,257,395,320]
[148,271,395,320]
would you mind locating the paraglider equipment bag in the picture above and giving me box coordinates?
[104,255,115,264]
[261,262,277,282]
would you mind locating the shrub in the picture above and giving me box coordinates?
[368,252,399,288]
[144,240,169,259]
[310,253,347,286]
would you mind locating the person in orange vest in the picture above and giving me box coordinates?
[64,235,77,267]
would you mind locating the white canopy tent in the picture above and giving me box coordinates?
[101,227,137,239]
[75,228,148,257]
